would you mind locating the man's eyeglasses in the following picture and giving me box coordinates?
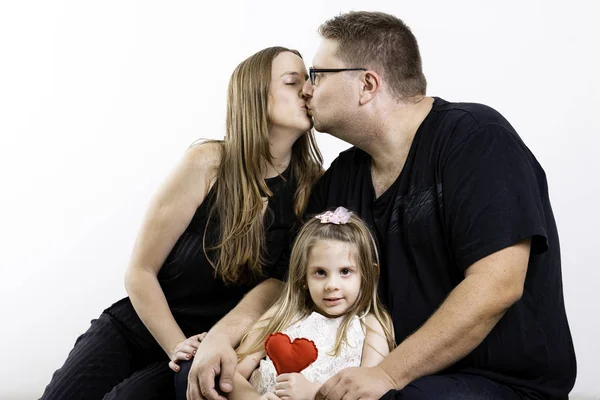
[308,67,367,85]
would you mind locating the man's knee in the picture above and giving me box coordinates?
[380,386,425,400]
[174,360,193,399]
[379,374,520,400]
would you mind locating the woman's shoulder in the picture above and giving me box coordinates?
[186,140,223,168]
[182,140,223,182]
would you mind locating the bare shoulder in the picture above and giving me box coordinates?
[176,141,223,193]
[364,313,385,334]
[184,140,223,172]
[150,140,223,209]
[360,312,391,366]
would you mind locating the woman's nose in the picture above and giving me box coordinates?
[301,78,313,99]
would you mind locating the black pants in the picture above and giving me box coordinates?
[175,362,521,400]
[40,312,175,400]
[174,360,193,400]
[380,373,522,400]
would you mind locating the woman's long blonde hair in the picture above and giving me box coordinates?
[238,211,395,358]
[204,47,323,285]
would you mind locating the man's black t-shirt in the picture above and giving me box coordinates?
[307,97,576,399]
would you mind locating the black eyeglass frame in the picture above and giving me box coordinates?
[308,67,367,85]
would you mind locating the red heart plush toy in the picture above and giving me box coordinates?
[264,332,318,375]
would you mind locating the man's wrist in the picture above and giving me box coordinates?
[208,312,257,347]
[204,327,237,347]
[377,361,404,390]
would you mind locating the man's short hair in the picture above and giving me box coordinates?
[319,11,427,101]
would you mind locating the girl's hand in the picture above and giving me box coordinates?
[275,373,320,400]
[168,332,207,372]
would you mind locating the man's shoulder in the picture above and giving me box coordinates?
[307,146,370,213]
[431,97,514,133]
[329,146,369,170]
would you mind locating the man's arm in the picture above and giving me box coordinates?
[207,278,282,347]
[186,278,283,400]
[377,125,539,386]
[380,239,530,388]
[316,240,530,400]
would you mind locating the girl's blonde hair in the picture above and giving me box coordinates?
[238,210,395,359]
[201,46,323,284]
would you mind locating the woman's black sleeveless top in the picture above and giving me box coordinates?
[105,167,296,348]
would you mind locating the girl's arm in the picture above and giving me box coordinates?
[228,305,276,400]
[124,142,221,357]
[360,313,391,367]
[229,355,266,400]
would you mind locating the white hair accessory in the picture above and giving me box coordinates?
[314,207,353,225]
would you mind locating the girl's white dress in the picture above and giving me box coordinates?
[249,311,366,394]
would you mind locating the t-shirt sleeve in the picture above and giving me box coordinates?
[270,238,291,281]
[305,160,336,218]
[442,125,549,271]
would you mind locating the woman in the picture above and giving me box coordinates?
[40,46,322,400]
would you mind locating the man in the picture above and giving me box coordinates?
[303,10,576,400]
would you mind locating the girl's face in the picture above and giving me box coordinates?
[306,239,361,317]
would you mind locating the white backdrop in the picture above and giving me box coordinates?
[1,1,599,399]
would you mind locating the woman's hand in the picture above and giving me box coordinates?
[275,373,320,400]
[168,332,207,372]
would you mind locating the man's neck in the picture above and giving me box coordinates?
[366,96,434,197]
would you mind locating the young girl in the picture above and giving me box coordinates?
[229,207,396,400]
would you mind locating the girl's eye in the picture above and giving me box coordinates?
[341,269,352,276]
[315,270,326,276]
[285,81,297,86]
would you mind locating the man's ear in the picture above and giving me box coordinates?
[359,70,381,105]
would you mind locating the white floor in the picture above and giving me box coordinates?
[6,391,598,400]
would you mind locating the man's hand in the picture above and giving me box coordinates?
[168,332,207,372]
[275,373,320,400]
[315,366,396,400]
[186,334,238,400]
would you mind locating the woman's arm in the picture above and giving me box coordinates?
[360,313,391,367]
[124,142,221,356]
